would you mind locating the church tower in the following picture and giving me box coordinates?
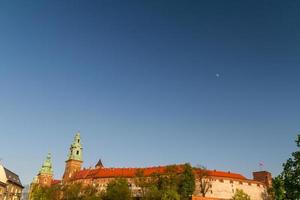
[63,132,83,182]
[37,153,53,187]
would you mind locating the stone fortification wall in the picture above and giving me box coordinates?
[194,177,267,200]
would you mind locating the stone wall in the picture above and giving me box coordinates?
[72,175,268,200]
[195,177,268,200]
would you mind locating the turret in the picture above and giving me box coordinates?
[95,159,104,169]
[37,153,53,187]
[63,132,83,182]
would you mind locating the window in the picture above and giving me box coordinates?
[248,183,252,186]
[77,151,79,155]
[219,179,224,183]
[239,181,243,185]
[78,139,80,143]
[230,180,233,184]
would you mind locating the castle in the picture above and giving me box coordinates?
[31,132,272,200]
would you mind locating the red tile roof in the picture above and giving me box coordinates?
[51,179,61,185]
[195,169,246,180]
[72,165,184,180]
[71,165,246,181]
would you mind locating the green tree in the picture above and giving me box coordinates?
[143,185,161,200]
[134,169,148,198]
[271,176,286,200]
[159,165,180,191]
[62,183,101,200]
[62,183,84,200]
[134,171,161,200]
[30,184,61,200]
[103,178,132,200]
[82,184,102,200]
[30,185,49,200]
[30,182,102,200]
[138,164,197,200]
[232,189,250,200]
[161,189,180,200]
[281,134,300,200]
[178,163,195,200]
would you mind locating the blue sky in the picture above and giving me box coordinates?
[0,0,299,184]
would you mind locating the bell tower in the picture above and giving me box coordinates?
[37,153,53,187]
[63,132,83,182]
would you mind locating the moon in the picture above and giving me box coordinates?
[216,73,220,78]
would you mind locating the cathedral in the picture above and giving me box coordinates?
[31,133,272,200]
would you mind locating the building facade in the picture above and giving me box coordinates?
[0,164,23,200]
[31,133,272,200]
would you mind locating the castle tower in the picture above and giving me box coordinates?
[37,153,53,187]
[63,132,83,182]
[253,171,272,188]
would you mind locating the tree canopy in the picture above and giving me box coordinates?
[134,163,196,200]
[232,189,250,200]
[271,176,285,200]
[178,163,195,200]
[30,183,101,200]
[102,178,132,200]
[272,134,300,200]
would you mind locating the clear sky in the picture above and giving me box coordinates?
[0,0,299,185]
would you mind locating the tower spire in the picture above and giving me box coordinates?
[67,132,83,161]
[39,153,53,175]
[37,153,53,187]
[63,132,83,182]
[95,159,104,169]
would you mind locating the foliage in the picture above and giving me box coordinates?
[62,183,83,200]
[271,176,286,200]
[102,178,132,200]
[232,189,250,200]
[30,184,53,200]
[178,163,195,200]
[280,134,300,200]
[30,183,102,200]
[161,189,180,200]
[134,169,148,197]
[158,165,181,191]
[134,163,195,200]
[30,184,61,200]
[143,185,162,200]
[82,184,101,200]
